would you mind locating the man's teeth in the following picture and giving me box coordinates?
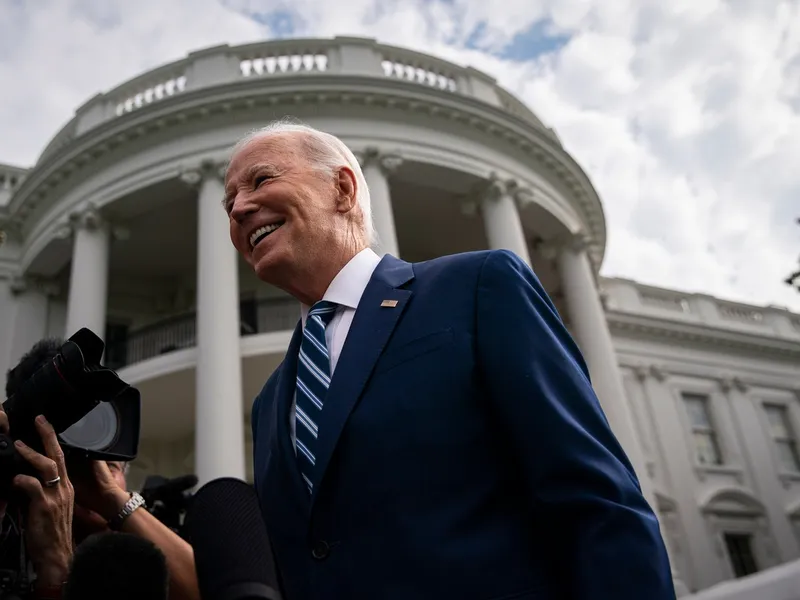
[250,223,283,247]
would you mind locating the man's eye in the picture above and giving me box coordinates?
[254,175,270,188]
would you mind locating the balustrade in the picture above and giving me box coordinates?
[106,297,298,370]
[37,37,545,162]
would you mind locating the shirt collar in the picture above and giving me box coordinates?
[300,248,381,325]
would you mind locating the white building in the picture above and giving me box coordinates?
[0,37,798,597]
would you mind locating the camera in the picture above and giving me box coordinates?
[0,328,141,598]
[0,328,140,493]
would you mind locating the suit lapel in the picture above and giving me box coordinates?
[310,256,415,501]
[264,321,311,515]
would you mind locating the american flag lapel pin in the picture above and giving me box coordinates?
[380,299,399,308]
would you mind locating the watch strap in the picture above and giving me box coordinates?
[109,491,146,531]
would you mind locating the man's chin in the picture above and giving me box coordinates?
[253,253,285,285]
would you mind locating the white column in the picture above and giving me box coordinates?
[182,162,246,485]
[65,206,110,339]
[559,236,689,596]
[558,235,652,498]
[360,148,401,257]
[479,176,531,265]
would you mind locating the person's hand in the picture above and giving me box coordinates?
[12,415,74,587]
[72,460,129,523]
[72,503,111,542]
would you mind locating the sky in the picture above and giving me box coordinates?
[1,0,799,311]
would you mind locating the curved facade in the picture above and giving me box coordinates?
[1,37,799,597]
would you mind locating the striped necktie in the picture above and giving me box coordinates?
[295,300,337,493]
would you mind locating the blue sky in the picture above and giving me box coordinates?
[1,0,798,311]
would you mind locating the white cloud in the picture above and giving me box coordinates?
[0,0,798,310]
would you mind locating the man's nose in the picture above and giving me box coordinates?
[229,195,258,223]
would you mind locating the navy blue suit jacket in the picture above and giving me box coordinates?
[252,250,675,600]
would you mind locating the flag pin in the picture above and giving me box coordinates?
[381,299,398,308]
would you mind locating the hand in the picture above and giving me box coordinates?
[72,503,111,542]
[72,460,129,522]
[12,415,74,587]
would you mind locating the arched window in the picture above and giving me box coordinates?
[700,487,775,580]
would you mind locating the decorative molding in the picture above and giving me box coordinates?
[356,147,404,174]
[68,202,105,232]
[719,376,749,394]
[461,172,531,216]
[506,178,534,209]
[9,274,60,297]
[607,311,800,360]
[632,364,668,383]
[180,158,226,188]
[8,87,607,269]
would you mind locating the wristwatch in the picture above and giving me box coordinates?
[109,492,146,531]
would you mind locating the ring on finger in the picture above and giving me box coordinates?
[43,475,61,488]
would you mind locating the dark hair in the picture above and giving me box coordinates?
[64,532,169,600]
[4,337,64,399]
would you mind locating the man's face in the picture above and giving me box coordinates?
[224,133,342,286]
[106,461,127,490]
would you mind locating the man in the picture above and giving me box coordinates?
[3,340,199,600]
[227,121,675,599]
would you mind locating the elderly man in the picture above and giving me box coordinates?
[227,121,675,600]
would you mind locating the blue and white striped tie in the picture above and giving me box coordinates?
[295,300,337,493]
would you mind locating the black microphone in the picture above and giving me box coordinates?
[185,477,282,600]
[63,532,169,600]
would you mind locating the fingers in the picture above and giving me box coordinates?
[34,416,66,479]
[14,439,59,482]
[13,474,45,502]
[0,406,8,436]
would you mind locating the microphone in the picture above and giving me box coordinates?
[185,477,282,600]
[63,532,169,600]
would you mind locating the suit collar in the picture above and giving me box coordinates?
[300,248,382,324]
[309,253,414,504]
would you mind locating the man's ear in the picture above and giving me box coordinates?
[334,166,358,214]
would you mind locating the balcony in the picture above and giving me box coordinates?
[106,297,298,370]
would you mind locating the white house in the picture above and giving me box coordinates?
[0,37,798,597]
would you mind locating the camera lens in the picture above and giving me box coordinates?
[59,403,119,451]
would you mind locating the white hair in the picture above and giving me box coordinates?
[228,119,376,245]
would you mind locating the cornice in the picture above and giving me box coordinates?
[607,310,800,360]
[6,75,606,262]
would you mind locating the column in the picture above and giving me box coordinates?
[182,161,246,485]
[557,234,652,496]
[634,365,698,596]
[359,147,402,257]
[559,236,689,595]
[479,176,531,265]
[2,276,57,377]
[65,206,110,339]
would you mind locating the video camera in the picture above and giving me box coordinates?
[0,327,141,598]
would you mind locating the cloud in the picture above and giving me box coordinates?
[0,0,798,310]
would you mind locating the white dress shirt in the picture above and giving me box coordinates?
[290,248,382,448]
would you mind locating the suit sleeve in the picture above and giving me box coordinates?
[476,250,675,600]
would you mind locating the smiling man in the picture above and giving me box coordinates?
[225,120,675,600]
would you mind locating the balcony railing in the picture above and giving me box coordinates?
[106,297,298,370]
[38,37,548,163]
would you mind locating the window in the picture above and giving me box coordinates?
[764,404,800,473]
[724,533,759,578]
[682,393,722,466]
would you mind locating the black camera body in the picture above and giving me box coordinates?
[0,328,140,494]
